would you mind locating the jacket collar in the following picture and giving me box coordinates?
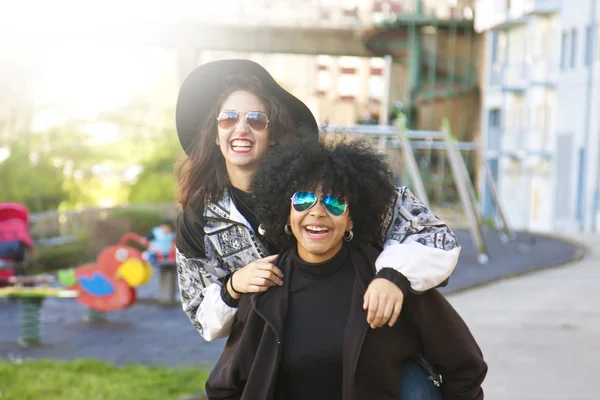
[203,189,254,234]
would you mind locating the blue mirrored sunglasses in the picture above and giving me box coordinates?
[290,191,347,216]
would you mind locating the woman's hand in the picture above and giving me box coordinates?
[363,278,404,329]
[227,255,283,299]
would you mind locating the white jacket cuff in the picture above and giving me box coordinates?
[375,240,461,292]
[196,283,238,341]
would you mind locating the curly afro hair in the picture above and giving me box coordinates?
[250,134,396,250]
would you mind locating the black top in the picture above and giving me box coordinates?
[229,186,261,234]
[275,244,354,400]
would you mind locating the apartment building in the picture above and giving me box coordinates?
[476,0,560,231]
[476,0,600,232]
[554,1,600,232]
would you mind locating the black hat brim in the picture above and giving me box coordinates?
[176,59,319,155]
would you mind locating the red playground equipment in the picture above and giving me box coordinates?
[0,203,34,286]
[57,232,154,312]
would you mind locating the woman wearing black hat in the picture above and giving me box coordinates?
[174,59,461,348]
[205,135,487,400]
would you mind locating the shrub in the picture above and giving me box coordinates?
[87,208,168,258]
[29,239,91,275]
[106,208,166,234]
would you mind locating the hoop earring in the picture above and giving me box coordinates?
[343,230,354,242]
[284,224,293,236]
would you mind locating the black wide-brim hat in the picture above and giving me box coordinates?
[176,59,319,155]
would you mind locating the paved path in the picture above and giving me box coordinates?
[448,234,599,400]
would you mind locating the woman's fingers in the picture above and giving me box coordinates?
[255,259,284,279]
[233,257,284,294]
[364,278,405,328]
[370,294,390,328]
[388,301,402,327]
[366,292,379,326]
[253,268,283,286]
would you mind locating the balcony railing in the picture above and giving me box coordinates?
[489,60,557,89]
[523,0,560,14]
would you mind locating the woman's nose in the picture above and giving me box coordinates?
[234,114,249,134]
[309,201,327,217]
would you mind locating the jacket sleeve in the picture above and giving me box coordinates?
[375,186,461,293]
[176,207,238,341]
[408,290,488,399]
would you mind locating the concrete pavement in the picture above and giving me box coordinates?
[447,234,599,400]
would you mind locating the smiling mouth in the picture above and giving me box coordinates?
[304,225,332,238]
[230,139,254,152]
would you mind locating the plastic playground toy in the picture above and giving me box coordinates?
[0,275,78,347]
[0,202,34,286]
[57,233,153,312]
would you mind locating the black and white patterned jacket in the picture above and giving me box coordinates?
[176,187,461,341]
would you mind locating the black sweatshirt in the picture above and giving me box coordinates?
[275,245,353,400]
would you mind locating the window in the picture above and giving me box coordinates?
[491,31,499,63]
[596,24,600,61]
[585,25,594,66]
[560,31,568,70]
[368,75,383,99]
[338,74,358,98]
[570,28,577,69]
[489,109,501,128]
[316,70,330,93]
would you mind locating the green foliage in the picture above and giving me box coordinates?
[0,140,68,213]
[30,240,92,274]
[106,208,166,235]
[0,359,209,400]
[128,129,182,205]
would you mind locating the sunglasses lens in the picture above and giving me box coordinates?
[218,111,239,130]
[246,112,268,131]
[292,192,317,212]
[322,195,347,216]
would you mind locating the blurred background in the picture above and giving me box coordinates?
[3,0,598,234]
[1,1,598,399]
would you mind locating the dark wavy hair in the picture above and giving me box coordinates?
[250,134,396,250]
[176,73,297,209]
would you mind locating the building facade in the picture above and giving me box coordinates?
[476,0,600,232]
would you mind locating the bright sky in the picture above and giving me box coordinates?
[32,45,175,124]
[1,0,183,131]
[0,0,363,131]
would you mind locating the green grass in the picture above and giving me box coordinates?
[0,359,209,400]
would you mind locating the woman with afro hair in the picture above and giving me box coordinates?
[205,135,488,400]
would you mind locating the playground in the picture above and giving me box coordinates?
[0,120,587,400]
[0,227,581,367]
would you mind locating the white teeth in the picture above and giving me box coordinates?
[306,226,330,232]
[231,140,253,148]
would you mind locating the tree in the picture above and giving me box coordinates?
[0,139,67,212]
[128,128,182,204]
